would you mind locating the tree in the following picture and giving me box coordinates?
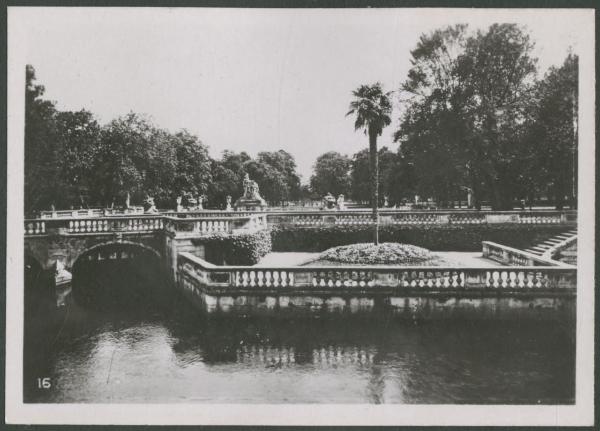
[525,53,578,209]
[346,83,392,244]
[310,151,351,197]
[350,147,399,205]
[396,25,475,208]
[257,150,302,201]
[54,110,101,207]
[458,24,538,209]
[25,65,61,212]
[396,24,539,210]
[207,151,251,206]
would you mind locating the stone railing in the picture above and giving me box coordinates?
[266,210,577,227]
[31,208,577,224]
[24,215,164,235]
[543,235,578,261]
[481,241,570,267]
[24,213,268,237]
[177,252,577,293]
[24,209,575,236]
[38,207,146,219]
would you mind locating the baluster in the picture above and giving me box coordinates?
[257,271,264,287]
[426,272,434,288]
[272,271,280,287]
[319,271,327,287]
[241,271,249,287]
[249,271,256,287]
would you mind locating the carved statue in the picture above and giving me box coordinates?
[235,174,267,211]
[176,195,183,212]
[336,194,346,210]
[144,195,158,213]
[197,195,206,210]
[225,195,232,211]
[243,173,252,198]
[323,193,336,210]
[125,192,131,209]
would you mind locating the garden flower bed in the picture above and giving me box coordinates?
[302,242,456,266]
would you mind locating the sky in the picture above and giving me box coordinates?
[9,7,590,182]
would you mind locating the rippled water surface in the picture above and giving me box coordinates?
[24,289,575,404]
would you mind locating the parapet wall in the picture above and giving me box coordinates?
[176,252,576,321]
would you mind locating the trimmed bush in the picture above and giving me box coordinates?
[198,229,272,265]
[316,242,433,265]
[271,224,572,252]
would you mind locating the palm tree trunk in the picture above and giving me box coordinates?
[369,128,379,245]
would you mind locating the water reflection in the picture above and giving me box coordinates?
[24,284,575,404]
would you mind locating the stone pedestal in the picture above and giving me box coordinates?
[234,198,267,212]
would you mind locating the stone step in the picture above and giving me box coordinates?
[530,247,548,253]
[543,238,562,243]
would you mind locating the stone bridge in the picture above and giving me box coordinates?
[24,213,269,291]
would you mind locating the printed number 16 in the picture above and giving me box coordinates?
[37,377,51,389]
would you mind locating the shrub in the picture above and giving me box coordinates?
[271,224,571,252]
[316,242,433,265]
[198,229,272,265]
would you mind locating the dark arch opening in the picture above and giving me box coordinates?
[72,243,168,311]
[24,254,56,311]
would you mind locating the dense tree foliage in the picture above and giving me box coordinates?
[395,24,578,209]
[24,67,305,213]
[350,147,400,205]
[310,152,352,197]
[524,53,578,209]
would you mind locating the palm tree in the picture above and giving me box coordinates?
[346,83,392,245]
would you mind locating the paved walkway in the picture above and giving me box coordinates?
[256,252,502,267]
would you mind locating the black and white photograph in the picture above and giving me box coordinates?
[5,5,595,426]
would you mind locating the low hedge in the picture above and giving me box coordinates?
[271,224,572,252]
[198,229,272,265]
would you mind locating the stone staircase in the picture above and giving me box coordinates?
[523,229,578,257]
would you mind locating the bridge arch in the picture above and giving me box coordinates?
[71,241,167,309]
[73,240,161,267]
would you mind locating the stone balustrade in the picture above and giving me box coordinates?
[481,241,569,267]
[39,207,145,219]
[32,208,577,225]
[268,210,576,226]
[543,234,578,260]
[24,213,267,237]
[178,252,577,293]
[24,210,575,237]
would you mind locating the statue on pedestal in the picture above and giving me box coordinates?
[225,195,232,211]
[323,193,336,210]
[198,195,206,210]
[336,194,346,210]
[144,195,158,213]
[176,196,183,212]
[234,173,267,211]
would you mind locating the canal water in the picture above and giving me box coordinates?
[24,281,575,405]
